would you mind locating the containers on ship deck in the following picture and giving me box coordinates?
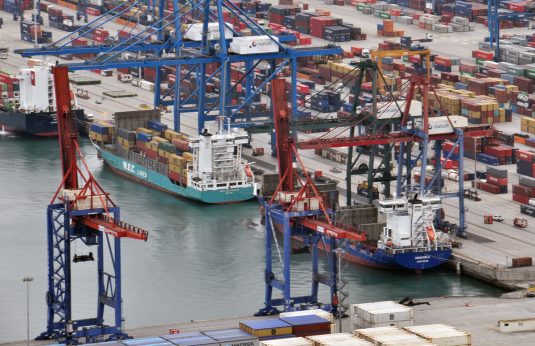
[307,333,373,345]
[260,337,313,346]
[279,315,331,337]
[161,331,218,346]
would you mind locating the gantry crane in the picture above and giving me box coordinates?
[487,0,535,61]
[17,0,341,134]
[258,62,493,313]
[36,66,148,344]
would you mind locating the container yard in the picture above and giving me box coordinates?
[2,0,535,345]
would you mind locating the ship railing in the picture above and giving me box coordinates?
[112,144,168,176]
[382,244,452,254]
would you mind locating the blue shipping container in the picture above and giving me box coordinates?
[90,123,109,135]
[136,132,153,142]
[477,153,499,166]
[147,120,168,133]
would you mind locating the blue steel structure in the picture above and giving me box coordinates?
[36,66,148,344]
[17,0,341,133]
[487,0,535,62]
[76,0,89,23]
[259,205,339,315]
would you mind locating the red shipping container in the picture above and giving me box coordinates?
[145,149,158,160]
[472,50,493,60]
[479,182,500,194]
[486,174,507,186]
[520,150,535,162]
[434,56,452,67]
[513,184,535,197]
[484,145,512,158]
[168,171,181,182]
[441,159,458,170]
[86,7,101,16]
[513,194,530,204]
[172,138,189,152]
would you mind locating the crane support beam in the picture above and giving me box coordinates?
[299,218,366,242]
[16,35,299,58]
[79,215,148,241]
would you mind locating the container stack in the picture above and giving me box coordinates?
[354,326,432,345]
[116,128,136,150]
[474,167,508,194]
[516,93,534,117]
[310,16,340,38]
[513,175,535,205]
[89,122,114,144]
[516,150,535,178]
[310,90,342,112]
[482,144,514,165]
[521,117,535,135]
[377,19,404,37]
[20,21,52,44]
[350,301,414,330]
[404,324,472,346]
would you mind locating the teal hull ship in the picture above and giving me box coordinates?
[96,145,255,204]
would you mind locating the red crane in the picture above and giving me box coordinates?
[51,66,147,241]
[38,66,147,343]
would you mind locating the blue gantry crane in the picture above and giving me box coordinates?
[36,66,148,344]
[17,0,341,134]
[487,0,535,61]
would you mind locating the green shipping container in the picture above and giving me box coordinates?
[356,4,371,11]
[475,58,485,66]
[507,66,526,77]
[526,69,535,79]
[158,141,175,153]
[375,11,391,19]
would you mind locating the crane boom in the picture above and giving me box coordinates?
[53,66,78,189]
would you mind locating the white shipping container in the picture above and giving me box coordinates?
[278,311,335,328]
[427,116,468,135]
[404,324,471,346]
[307,333,373,346]
[140,80,155,91]
[352,316,413,330]
[230,36,280,55]
[352,302,413,325]
[184,23,233,41]
[376,100,422,119]
[355,326,434,346]
[260,337,313,346]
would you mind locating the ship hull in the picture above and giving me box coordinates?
[0,109,85,136]
[273,222,451,271]
[96,145,255,204]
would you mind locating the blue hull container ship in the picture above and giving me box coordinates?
[0,64,87,136]
[90,112,256,204]
[274,195,452,271]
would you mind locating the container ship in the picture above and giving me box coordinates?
[273,194,452,271]
[0,64,87,136]
[89,111,256,204]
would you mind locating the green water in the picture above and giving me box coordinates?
[0,135,504,342]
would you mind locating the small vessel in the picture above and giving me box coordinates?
[0,64,88,136]
[90,112,257,204]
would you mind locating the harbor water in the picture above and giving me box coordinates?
[0,135,504,343]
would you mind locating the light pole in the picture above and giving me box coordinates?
[22,276,34,346]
